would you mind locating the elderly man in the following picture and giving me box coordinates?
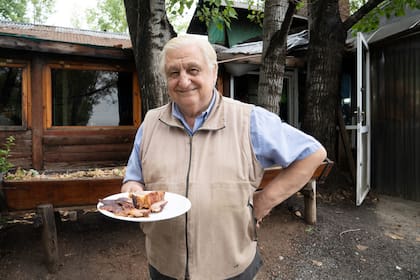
[122,34,326,280]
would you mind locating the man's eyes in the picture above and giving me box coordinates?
[169,71,179,77]
[168,68,200,77]
[189,68,199,75]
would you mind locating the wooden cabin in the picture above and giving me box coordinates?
[0,21,140,172]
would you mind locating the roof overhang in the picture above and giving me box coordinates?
[367,11,420,43]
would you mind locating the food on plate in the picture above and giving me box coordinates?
[130,190,166,209]
[98,191,167,218]
[149,199,168,213]
[98,197,151,217]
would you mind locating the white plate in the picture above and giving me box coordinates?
[97,192,191,222]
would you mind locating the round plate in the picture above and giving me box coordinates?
[97,192,191,222]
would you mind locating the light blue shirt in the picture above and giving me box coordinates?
[124,92,322,183]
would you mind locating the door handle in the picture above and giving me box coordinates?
[354,108,365,124]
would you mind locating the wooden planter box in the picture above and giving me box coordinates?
[1,177,122,211]
[1,160,333,212]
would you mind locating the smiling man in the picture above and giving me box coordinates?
[121,34,326,280]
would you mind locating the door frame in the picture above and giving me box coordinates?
[355,32,371,206]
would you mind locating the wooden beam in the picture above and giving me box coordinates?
[302,180,317,224]
[259,159,334,189]
[37,204,59,273]
[0,35,132,60]
[32,56,44,170]
[3,178,122,211]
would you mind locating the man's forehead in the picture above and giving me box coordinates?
[165,52,205,68]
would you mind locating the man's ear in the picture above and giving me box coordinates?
[213,65,219,85]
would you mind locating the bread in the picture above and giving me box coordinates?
[130,190,165,209]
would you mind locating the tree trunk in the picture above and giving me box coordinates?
[124,0,176,116]
[302,0,383,160]
[302,0,346,159]
[257,0,295,114]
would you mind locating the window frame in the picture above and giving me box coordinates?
[44,61,141,130]
[0,59,31,131]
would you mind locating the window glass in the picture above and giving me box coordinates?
[0,67,23,126]
[51,69,133,126]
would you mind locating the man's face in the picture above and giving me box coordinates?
[164,44,217,116]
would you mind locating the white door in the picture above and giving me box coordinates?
[356,32,371,206]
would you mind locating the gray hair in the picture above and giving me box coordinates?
[159,34,218,78]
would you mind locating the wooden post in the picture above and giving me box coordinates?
[37,204,59,273]
[302,180,317,225]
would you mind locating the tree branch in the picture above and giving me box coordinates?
[343,0,384,31]
[264,0,297,59]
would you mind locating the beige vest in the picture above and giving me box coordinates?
[140,93,264,279]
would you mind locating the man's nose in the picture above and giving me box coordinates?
[178,72,190,87]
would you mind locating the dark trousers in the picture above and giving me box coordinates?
[149,249,262,280]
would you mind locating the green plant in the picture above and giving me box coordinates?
[0,136,15,173]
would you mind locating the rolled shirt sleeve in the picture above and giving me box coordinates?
[250,106,323,169]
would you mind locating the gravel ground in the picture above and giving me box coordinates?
[1,183,419,280]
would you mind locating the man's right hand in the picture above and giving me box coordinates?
[121,181,144,193]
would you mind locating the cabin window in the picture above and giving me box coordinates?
[46,63,140,128]
[0,61,29,129]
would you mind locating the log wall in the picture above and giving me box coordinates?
[42,130,136,170]
[0,45,139,172]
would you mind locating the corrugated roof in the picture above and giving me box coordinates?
[219,30,309,56]
[346,9,420,48]
[367,11,420,43]
[0,21,132,49]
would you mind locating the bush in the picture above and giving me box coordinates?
[0,136,15,173]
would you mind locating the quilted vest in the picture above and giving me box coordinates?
[139,93,264,279]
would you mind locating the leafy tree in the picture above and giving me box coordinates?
[84,0,195,34]
[122,0,291,119]
[124,0,419,160]
[86,0,128,33]
[28,0,55,24]
[0,0,55,24]
[0,0,28,22]
[351,0,420,33]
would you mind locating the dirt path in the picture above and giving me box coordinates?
[1,190,419,280]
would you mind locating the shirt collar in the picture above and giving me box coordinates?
[172,89,216,123]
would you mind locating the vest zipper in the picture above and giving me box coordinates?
[184,134,193,279]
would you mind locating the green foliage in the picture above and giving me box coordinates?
[4,167,39,180]
[0,136,15,173]
[246,0,264,27]
[0,0,55,24]
[28,0,55,24]
[352,0,420,33]
[173,0,267,31]
[86,0,128,33]
[0,0,28,22]
[166,0,195,16]
[196,0,238,29]
[166,0,196,33]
